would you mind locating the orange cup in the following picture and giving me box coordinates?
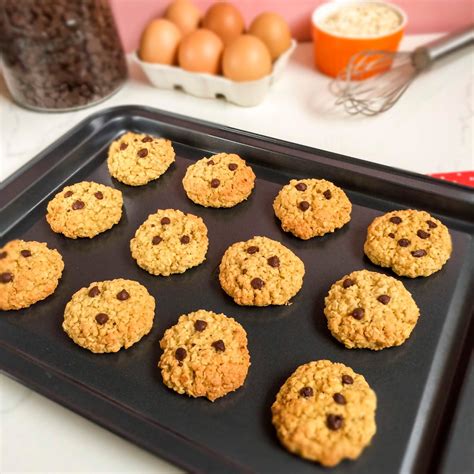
[311,1,407,78]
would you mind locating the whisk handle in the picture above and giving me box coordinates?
[412,25,474,71]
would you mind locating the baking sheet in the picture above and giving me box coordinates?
[1,106,473,473]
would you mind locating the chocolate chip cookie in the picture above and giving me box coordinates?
[130,209,209,276]
[324,270,420,350]
[0,240,64,310]
[158,309,250,401]
[219,236,305,306]
[271,360,377,467]
[107,132,175,186]
[182,153,256,208]
[273,178,352,239]
[63,279,155,353]
[364,209,452,277]
[46,181,123,238]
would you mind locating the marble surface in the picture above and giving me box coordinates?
[0,36,472,473]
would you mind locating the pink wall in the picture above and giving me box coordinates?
[110,0,474,52]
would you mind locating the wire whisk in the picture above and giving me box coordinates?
[330,26,474,116]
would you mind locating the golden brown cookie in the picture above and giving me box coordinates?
[273,178,352,239]
[130,209,208,276]
[63,279,155,353]
[158,309,250,401]
[182,153,256,208]
[364,209,452,277]
[0,240,64,310]
[46,181,123,239]
[324,270,420,350]
[219,236,305,306]
[271,360,377,467]
[107,131,175,186]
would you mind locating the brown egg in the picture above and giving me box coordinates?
[202,2,245,46]
[249,12,292,61]
[139,19,182,65]
[178,28,224,74]
[164,0,201,36]
[222,34,272,82]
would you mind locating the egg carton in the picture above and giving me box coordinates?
[133,39,297,107]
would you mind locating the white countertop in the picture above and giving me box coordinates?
[1,35,472,473]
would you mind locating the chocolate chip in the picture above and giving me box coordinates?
[411,249,427,258]
[152,236,163,245]
[426,220,438,229]
[0,252,7,259]
[64,190,73,198]
[95,313,109,324]
[212,340,225,352]
[88,286,100,297]
[72,200,85,210]
[323,190,332,200]
[388,233,395,238]
[377,294,391,304]
[142,136,153,142]
[417,229,430,239]
[137,148,148,158]
[228,163,238,171]
[251,278,264,289]
[342,278,354,289]
[351,308,364,320]
[175,347,187,361]
[180,235,190,244]
[246,246,259,254]
[299,201,310,211]
[398,238,410,247]
[299,387,313,398]
[342,375,353,385]
[295,182,307,191]
[20,250,32,257]
[1,272,13,283]
[390,216,402,224]
[267,256,280,268]
[210,178,220,188]
[116,290,130,300]
[194,320,207,332]
[207,160,215,165]
[161,217,170,225]
[326,414,344,430]
[120,142,128,150]
[333,393,346,405]
[92,191,103,200]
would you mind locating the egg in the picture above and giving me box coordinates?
[139,18,182,65]
[222,34,272,82]
[164,0,201,36]
[202,2,245,46]
[249,12,292,61]
[178,28,224,74]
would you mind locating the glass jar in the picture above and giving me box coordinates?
[0,0,127,111]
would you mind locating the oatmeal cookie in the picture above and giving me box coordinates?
[273,178,352,239]
[0,240,64,310]
[182,153,256,208]
[364,209,452,277]
[271,360,377,467]
[159,309,250,401]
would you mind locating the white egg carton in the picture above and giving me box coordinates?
[133,39,296,107]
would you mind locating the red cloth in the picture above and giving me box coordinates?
[430,171,474,187]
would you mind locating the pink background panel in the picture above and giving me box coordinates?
[110,0,474,52]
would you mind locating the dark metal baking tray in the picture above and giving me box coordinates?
[1,106,473,474]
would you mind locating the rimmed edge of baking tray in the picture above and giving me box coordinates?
[1,105,473,473]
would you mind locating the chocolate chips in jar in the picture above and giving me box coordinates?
[0,0,127,111]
